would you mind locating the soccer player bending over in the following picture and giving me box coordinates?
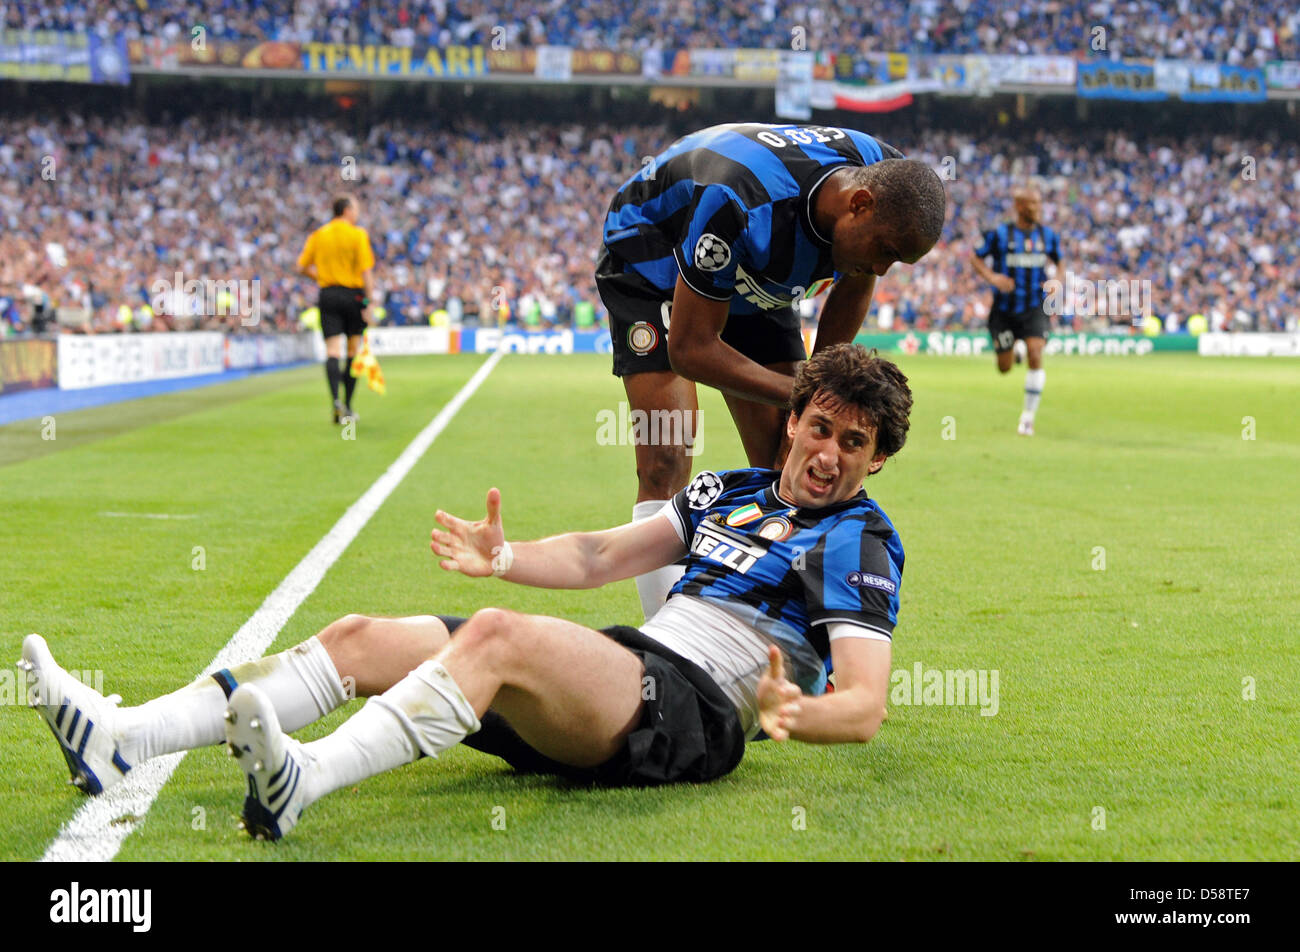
[21,345,909,841]
[598,122,944,620]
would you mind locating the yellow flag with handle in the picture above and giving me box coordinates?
[350,334,386,395]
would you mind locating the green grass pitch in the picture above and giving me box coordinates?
[1,352,1296,861]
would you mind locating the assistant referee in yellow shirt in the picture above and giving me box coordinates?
[298,194,376,423]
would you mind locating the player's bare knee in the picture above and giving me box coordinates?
[456,608,519,658]
[315,615,373,681]
[319,613,371,650]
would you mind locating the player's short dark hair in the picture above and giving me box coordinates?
[851,159,947,248]
[332,195,354,217]
[790,344,912,460]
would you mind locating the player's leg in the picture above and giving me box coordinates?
[18,614,452,793]
[716,308,807,468]
[1020,335,1047,436]
[621,370,698,619]
[600,262,696,502]
[436,610,645,765]
[991,315,1016,373]
[1017,304,1049,434]
[1025,337,1045,370]
[321,614,453,696]
[599,256,696,620]
[989,308,1016,373]
[228,609,645,838]
[129,614,455,758]
[622,370,700,501]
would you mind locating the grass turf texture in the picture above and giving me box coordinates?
[1,353,1295,861]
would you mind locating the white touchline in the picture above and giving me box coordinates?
[41,351,504,863]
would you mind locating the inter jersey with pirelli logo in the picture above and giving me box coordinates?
[662,468,904,693]
[603,122,902,316]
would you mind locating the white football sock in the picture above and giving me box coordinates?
[300,659,480,806]
[1023,368,1045,417]
[116,636,348,764]
[632,500,687,622]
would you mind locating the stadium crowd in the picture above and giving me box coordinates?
[0,113,655,335]
[895,128,1299,334]
[1,110,1296,337]
[5,0,1300,63]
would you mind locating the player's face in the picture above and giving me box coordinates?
[1014,191,1041,224]
[831,215,929,279]
[779,393,887,508]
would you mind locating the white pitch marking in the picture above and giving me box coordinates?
[41,351,504,862]
[100,512,199,520]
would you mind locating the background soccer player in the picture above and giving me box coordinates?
[298,195,376,424]
[597,122,945,618]
[968,184,1061,436]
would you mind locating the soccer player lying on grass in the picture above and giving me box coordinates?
[20,344,909,841]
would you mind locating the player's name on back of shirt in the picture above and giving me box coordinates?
[603,123,904,316]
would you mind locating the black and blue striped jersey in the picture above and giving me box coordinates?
[662,468,903,695]
[975,222,1061,314]
[603,122,902,316]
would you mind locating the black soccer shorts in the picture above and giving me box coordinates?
[988,303,1051,352]
[437,614,746,786]
[319,285,367,338]
[595,249,806,377]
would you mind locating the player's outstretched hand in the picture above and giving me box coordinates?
[431,488,507,577]
[757,645,802,742]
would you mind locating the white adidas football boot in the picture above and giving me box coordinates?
[18,634,132,795]
[225,683,310,841]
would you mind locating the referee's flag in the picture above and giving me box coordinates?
[350,338,386,395]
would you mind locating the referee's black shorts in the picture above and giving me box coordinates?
[319,285,367,338]
[438,614,746,786]
[595,248,806,377]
